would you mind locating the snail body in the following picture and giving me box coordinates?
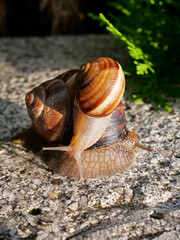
[25,57,153,179]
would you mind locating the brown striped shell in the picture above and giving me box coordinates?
[75,57,125,117]
[25,70,78,142]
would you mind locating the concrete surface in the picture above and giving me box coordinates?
[0,35,179,240]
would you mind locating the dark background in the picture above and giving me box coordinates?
[0,0,109,36]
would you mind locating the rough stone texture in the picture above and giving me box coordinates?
[0,35,179,240]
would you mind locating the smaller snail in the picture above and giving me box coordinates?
[25,57,153,179]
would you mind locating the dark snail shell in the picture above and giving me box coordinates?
[25,70,78,142]
[89,101,126,149]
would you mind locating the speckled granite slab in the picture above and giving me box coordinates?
[0,35,179,240]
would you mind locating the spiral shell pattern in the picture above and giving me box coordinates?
[25,79,69,142]
[75,57,125,117]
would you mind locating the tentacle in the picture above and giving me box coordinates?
[133,122,154,153]
[133,122,142,134]
[135,141,154,153]
[43,145,72,152]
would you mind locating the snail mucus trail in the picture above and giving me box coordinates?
[25,57,153,179]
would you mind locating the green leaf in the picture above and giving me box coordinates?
[124,71,131,76]
[135,98,143,103]
[132,94,137,98]
[164,105,172,113]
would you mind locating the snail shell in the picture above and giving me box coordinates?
[25,57,153,179]
[75,57,125,117]
[25,70,78,142]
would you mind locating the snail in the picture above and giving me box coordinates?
[25,57,153,179]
